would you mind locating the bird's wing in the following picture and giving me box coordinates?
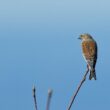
[82,40,97,68]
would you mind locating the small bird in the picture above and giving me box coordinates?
[78,33,97,80]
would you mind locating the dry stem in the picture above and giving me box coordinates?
[46,89,53,110]
[67,66,89,110]
[32,86,38,110]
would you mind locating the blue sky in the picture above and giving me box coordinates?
[0,0,110,110]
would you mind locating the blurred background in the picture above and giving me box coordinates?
[0,0,110,110]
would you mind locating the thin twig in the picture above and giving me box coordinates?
[32,86,38,110]
[67,66,89,110]
[46,89,53,110]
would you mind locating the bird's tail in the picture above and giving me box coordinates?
[89,69,96,80]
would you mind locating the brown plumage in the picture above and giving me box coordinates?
[79,33,97,80]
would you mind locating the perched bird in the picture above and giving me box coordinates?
[78,33,97,80]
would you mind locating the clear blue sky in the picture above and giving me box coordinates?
[0,0,110,110]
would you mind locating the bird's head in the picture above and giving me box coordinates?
[78,33,93,41]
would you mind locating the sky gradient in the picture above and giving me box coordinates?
[0,0,110,110]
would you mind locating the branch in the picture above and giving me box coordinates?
[46,89,53,110]
[32,86,38,110]
[67,66,89,110]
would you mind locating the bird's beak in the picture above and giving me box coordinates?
[78,36,81,40]
[78,34,83,40]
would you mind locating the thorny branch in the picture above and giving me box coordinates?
[67,66,89,110]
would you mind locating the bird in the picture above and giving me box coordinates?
[78,33,97,80]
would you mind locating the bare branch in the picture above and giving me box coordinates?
[46,89,53,110]
[32,86,38,110]
[67,66,89,110]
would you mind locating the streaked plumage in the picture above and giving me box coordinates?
[79,33,97,80]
